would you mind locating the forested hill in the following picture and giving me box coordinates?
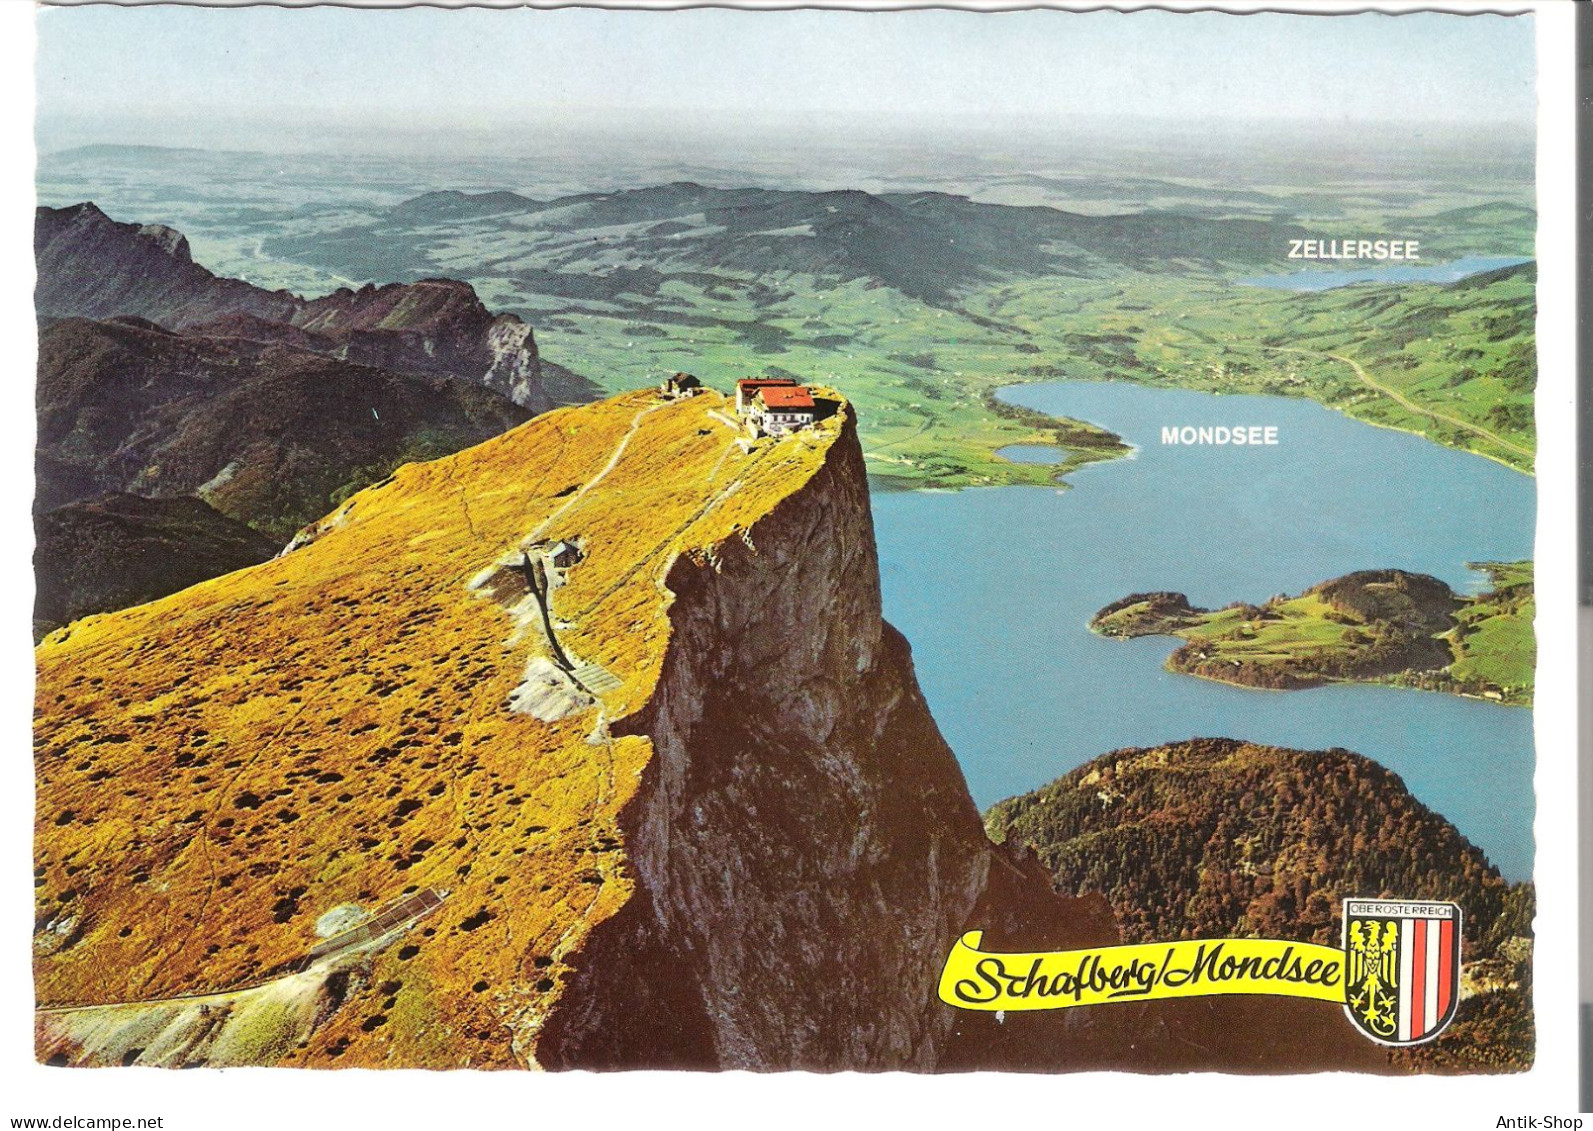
[985,737,1526,951]
[984,738,1535,1069]
[984,738,1534,1069]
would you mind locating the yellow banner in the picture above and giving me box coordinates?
[939,931,1346,1012]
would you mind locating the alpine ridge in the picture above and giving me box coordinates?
[35,202,580,412]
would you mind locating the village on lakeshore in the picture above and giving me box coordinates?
[660,371,832,438]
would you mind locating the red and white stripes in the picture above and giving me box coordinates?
[1396,911,1456,1043]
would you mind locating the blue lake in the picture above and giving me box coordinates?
[1236,255,1531,292]
[870,381,1536,881]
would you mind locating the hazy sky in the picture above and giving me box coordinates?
[36,6,1535,148]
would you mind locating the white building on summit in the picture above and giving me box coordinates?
[735,378,818,436]
[734,377,798,415]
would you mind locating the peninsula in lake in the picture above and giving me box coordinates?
[1090,563,1533,705]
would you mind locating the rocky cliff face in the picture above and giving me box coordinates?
[287,278,552,412]
[535,404,1114,1070]
[35,203,573,412]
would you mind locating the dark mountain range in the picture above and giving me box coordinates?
[266,182,1308,304]
[34,494,277,640]
[32,204,597,632]
[37,316,531,540]
[36,202,594,411]
[985,737,1534,1070]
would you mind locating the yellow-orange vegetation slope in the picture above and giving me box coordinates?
[34,388,861,1067]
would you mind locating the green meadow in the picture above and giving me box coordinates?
[1447,561,1536,702]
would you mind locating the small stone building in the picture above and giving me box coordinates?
[661,372,703,397]
[548,540,582,569]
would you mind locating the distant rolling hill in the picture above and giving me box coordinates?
[385,189,543,224]
[267,182,1310,304]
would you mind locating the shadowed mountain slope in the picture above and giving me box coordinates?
[33,493,278,640]
[37,316,531,540]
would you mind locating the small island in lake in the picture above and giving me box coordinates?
[1090,562,1533,705]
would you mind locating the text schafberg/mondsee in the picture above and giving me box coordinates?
[952,942,1341,1006]
[1162,425,1278,446]
[1288,238,1419,260]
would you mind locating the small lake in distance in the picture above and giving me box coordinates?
[870,380,1536,881]
[1236,256,1531,292]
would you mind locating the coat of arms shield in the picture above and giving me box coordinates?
[1343,899,1463,1046]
